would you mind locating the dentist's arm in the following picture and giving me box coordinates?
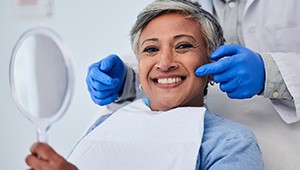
[195,44,265,99]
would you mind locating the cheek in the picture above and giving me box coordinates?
[192,73,207,85]
[186,59,205,73]
[187,57,209,89]
[186,51,209,68]
[138,58,152,84]
[191,76,208,98]
[198,76,208,87]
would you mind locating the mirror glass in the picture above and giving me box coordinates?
[9,27,74,142]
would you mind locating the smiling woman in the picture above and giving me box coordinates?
[138,13,210,111]
[25,1,264,170]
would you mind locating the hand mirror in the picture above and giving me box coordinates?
[9,27,74,142]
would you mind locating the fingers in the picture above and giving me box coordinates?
[87,83,117,99]
[195,44,244,77]
[210,44,242,60]
[100,54,120,72]
[26,142,65,170]
[86,73,119,91]
[30,143,62,161]
[89,67,116,86]
[89,89,118,106]
[88,56,121,86]
[197,44,264,99]
[26,143,78,170]
[26,154,48,170]
[86,54,125,106]
[195,57,233,76]
[219,77,240,93]
[86,73,119,102]
[227,89,252,99]
[86,58,121,106]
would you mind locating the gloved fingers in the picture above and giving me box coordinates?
[90,92,118,106]
[210,44,242,60]
[226,89,253,99]
[88,85,115,99]
[212,67,238,83]
[88,85,118,105]
[100,54,120,72]
[89,67,119,86]
[88,61,100,71]
[87,75,119,91]
[195,57,233,77]
[100,93,119,105]
[219,78,240,93]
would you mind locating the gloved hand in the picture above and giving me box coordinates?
[86,54,126,106]
[195,44,265,99]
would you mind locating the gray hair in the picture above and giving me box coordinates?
[130,0,225,56]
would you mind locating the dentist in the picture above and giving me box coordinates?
[87,0,300,124]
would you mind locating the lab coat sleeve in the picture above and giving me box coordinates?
[106,66,137,112]
[114,65,136,103]
[260,53,293,100]
[107,65,146,112]
[269,52,300,124]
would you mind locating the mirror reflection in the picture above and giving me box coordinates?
[10,27,74,142]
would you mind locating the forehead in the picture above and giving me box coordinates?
[139,13,203,42]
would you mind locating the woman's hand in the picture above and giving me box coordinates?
[25,142,78,170]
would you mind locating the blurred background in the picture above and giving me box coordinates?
[0,0,151,169]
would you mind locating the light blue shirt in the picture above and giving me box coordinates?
[86,98,264,169]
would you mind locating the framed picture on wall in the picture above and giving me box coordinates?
[13,0,52,19]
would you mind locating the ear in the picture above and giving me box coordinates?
[208,74,213,81]
[208,74,214,86]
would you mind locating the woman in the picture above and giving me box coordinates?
[26,0,263,169]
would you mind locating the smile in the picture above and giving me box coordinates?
[158,77,182,84]
[152,76,186,85]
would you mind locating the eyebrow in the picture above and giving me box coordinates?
[141,34,197,46]
[174,34,197,42]
[141,38,158,46]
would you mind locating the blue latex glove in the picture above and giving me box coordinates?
[195,44,265,99]
[86,54,126,105]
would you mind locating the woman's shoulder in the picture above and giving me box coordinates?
[199,111,263,169]
[204,110,256,141]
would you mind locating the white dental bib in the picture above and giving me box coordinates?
[68,99,206,170]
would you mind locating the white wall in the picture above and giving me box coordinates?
[0,0,152,169]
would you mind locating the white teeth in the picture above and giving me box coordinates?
[157,77,182,84]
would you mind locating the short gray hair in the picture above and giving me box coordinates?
[130,0,225,56]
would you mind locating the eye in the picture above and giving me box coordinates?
[175,43,195,53]
[176,43,194,49]
[142,46,159,53]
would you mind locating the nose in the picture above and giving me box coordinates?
[156,49,178,72]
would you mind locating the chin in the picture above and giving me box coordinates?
[151,99,182,111]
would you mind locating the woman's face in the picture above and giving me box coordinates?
[138,13,210,111]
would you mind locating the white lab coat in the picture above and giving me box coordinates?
[201,0,300,124]
[199,0,300,169]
